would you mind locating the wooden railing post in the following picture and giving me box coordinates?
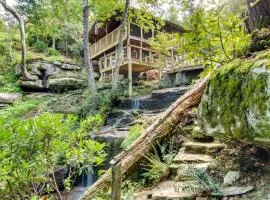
[111,160,122,200]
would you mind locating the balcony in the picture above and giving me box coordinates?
[90,25,127,59]
[98,46,202,74]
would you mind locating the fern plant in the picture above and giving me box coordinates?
[184,165,223,197]
[142,139,177,183]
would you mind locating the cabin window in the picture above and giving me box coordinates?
[130,24,141,38]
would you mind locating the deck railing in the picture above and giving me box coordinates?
[98,46,202,73]
[90,25,127,59]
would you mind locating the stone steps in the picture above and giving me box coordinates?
[173,152,213,164]
[183,141,225,155]
[170,163,211,181]
[135,181,201,200]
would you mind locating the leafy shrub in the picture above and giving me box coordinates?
[121,124,145,149]
[0,113,106,199]
[77,80,128,119]
[46,47,60,56]
[32,40,48,53]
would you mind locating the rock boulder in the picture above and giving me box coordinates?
[18,60,88,92]
[198,51,270,143]
[0,93,22,104]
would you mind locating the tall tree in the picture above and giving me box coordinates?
[83,0,96,92]
[0,0,36,80]
[112,0,130,91]
[246,0,270,31]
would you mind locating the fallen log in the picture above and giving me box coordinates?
[82,76,210,199]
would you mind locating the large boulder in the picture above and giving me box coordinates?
[198,50,270,143]
[48,78,86,91]
[18,60,88,92]
[0,93,22,104]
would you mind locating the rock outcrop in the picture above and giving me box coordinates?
[16,60,94,92]
[0,93,22,109]
[159,66,203,88]
[198,50,270,144]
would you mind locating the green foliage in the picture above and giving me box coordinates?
[143,153,169,183]
[121,124,145,149]
[78,80,128,119]
[142,141,177,183]
[184,165,222,196]
[0,98,43,120]
[46,47,60,56]
[32,40,48,53]
[121,179,145,200]
[0,113,106,198]
[148,32,180,70]
[179,2,250,68]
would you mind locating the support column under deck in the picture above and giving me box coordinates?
[128,62,132,96]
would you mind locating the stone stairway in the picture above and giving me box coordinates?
[121,86,189,111]
[135,140,226,200]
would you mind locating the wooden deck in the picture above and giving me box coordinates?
[90,25,126,59]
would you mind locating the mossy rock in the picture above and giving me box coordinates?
[198,50,270,144]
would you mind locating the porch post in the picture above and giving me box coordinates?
[128,45,132,96]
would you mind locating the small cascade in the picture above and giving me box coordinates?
[131,99,140,110]
[82,166,95,187]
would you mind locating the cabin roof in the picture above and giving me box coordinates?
[89,10,185,43]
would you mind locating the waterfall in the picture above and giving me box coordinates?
[131,99,140,110]
[82,166,95,187]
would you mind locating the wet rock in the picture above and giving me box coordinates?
[223,171,240,186]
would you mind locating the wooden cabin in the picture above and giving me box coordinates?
[89,12,192,96]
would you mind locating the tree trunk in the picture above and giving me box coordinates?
[246,0,270,31]
[82,76,210,199]
[112,0,130,91]
[52,33,56,50]
[0,0,37,81]
[83,0,96,93]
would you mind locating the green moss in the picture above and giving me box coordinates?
[201,50,270,140]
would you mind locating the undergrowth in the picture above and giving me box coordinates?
[0,98,44,119]
[121,124,145,149]
[184,165,223,197]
